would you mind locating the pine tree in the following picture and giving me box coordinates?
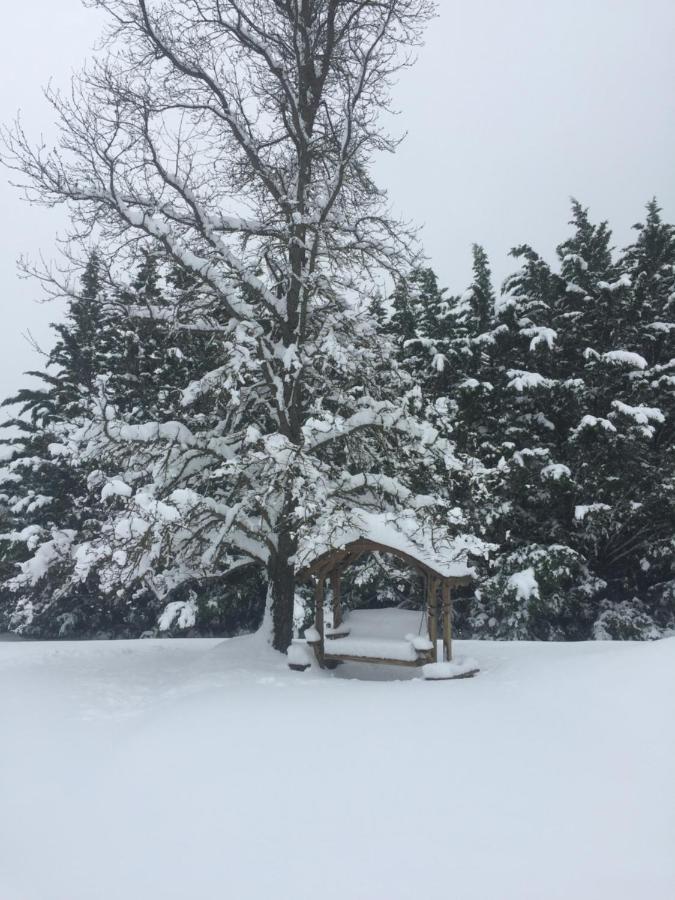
[0,253,122,635]
[465,244,495,338]
[442,246,504,462]
[0,252,269,638]
[468,202,675,639]
[605,201,675,636]
[383,268,448,388]
[382,205,674,642]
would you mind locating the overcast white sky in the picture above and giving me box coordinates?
[0,0,674,402]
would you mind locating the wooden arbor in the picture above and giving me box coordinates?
[296,539,472,670]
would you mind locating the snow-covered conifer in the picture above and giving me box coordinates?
[0,254,120,635]
[469,202,675,638]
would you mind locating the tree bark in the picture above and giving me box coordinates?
[268,527,297,652]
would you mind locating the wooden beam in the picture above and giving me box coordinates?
[310,549,351,581]
[347,541,432,578]
[302,549,365,583]
[322,653,431,668]
[314,577,325,668]
[331,571,342,629]
[442,580,452,662]
[332,551,364,577]
[427,576,438,663]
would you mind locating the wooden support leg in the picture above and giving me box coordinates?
[427,577,438,662]
[442,581,452,662]
[331,572,342,629]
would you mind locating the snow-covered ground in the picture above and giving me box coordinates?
[1,614,673,900]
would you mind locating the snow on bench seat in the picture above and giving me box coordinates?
[335,608,425,640]
[323,637,421,663]
[305,610,436,665]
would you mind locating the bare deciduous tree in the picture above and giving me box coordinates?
[2,1,479,652]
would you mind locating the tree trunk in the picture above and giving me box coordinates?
[268,528,297,652]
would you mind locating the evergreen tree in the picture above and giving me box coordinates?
[384,267,449,387]
[468,202,675,639]
[383,202,674,641]
[0,253,123,635]
[0,253,268,638]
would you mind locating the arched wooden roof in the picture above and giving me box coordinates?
[295,511,474,586]
[297,537,473,586]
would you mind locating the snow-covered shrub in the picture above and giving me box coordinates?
[646,579,675,636]
[468,544,605,640]
[593,579,675,641]
[592,599,664,641]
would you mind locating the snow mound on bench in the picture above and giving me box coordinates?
[324,637,419,662]
[287,642,314,667]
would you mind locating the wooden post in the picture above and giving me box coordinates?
[427,576,438,662]
[315,577,325,667]
[442,580,452,662]
[331,571,342,629]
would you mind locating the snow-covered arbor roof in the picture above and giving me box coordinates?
[296,510,474,585]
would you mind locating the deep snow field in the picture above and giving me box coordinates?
[1,615,673,900]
